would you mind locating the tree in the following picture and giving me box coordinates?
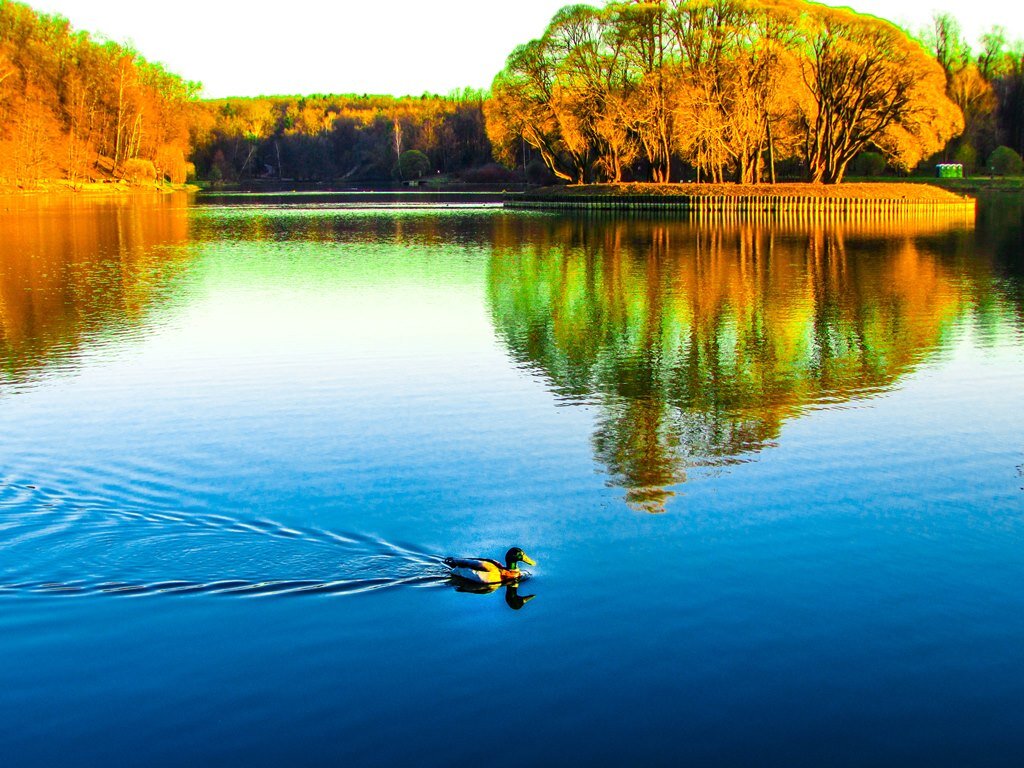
[798,6,963,182]
[988,145,1024,174]
[978,26,1009,80]
[612,0,675,182]
[953,141,977,173]
[989,44,1024,156]
[552,4,640,182]
[487,38,589,183]
[188,93,494,183]
[398,149,430,179]
[922,12,970,82]
[949,65,998,157]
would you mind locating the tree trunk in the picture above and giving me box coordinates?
[114,64,126,170]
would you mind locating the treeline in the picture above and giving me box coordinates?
[0,1,496,189]
[189,92,495,183]
[0,0,197,187]
[486,0,966,184]
[4,0,1024,189]
[921,15,1024,174]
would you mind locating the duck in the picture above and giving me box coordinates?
[444,547,536,585]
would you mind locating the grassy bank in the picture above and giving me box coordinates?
[892,177,1024,194]
[523,182,972,202]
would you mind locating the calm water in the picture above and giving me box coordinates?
[1,192,1022,766]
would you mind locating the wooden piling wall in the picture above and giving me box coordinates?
[505,193,976,222]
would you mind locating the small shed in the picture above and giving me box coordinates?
[936,163,964,179]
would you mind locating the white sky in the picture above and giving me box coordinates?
[26,0,1024,98]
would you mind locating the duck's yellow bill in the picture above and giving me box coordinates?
[521,554,537,566]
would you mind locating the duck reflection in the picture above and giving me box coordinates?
[488,213,1011,513]
[449,579,537,610]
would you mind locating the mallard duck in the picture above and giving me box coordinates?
[444,547,536,585]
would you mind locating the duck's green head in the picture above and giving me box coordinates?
[505,547,536,570]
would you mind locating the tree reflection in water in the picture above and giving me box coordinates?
[0,193,191,388]
[488,213,996,512]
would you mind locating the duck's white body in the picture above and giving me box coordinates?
[445,557,521,585]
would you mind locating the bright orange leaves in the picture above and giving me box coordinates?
[486,0,964,184]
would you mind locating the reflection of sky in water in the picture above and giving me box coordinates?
[0,197,1023,766]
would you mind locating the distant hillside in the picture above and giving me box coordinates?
[0,0,196,189]
[190,92,497,184]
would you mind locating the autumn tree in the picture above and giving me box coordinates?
[611,0,675,182]
[666,0,805,183]
[552,4,642,182]
[798,5,962,182]
[947,64,997,163]
[487,37,589,182]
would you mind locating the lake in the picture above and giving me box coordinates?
[1,192,1022,766]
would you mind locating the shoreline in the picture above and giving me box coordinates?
[504,182,977,216]
[514,182,972,202]
[0,181,199,197]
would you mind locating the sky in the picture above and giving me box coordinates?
[26,0,1024,98]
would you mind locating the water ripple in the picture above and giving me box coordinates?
[0,575,448,599]
[0,479,453,600]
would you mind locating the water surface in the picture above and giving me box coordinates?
[1,192,1022,766]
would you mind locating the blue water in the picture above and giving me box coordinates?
[1,193,1022,765]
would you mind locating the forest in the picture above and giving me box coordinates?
[1,0,1023,188]
[189,92,495,184]
[0,0,196,187]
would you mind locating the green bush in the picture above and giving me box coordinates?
[397,150,431,180]
[953,143,978,174]
[988,146,1024,176]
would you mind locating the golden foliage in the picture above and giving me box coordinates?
[485,0,965,184]
[0,1,197,188]
[799,4,963,181]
